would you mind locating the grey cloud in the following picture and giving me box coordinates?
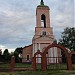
[51,0,74,29]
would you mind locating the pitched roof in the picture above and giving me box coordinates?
[23,44,32,49]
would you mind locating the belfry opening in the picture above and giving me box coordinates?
[41,14,46,28]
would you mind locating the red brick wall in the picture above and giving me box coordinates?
[22,45,32,63]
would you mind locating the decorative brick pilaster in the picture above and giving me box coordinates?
[42,54,47,71]
[32,57,36,71]
[67,54,72,70]
[10,56,15,71]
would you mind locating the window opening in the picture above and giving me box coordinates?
[42,31,46,36]
[27,55,29,60]
[41,14,46,28]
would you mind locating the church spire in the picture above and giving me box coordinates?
[40,0,44,5]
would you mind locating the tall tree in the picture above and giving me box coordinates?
[14,47,23,62]
[59,27,75,51]
[3,49,10,62]
[14,47,23,54]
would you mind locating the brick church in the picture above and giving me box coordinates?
[22,0,61,63]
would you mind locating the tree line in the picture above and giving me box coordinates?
[0,47,23,63]
[58,27,75,51]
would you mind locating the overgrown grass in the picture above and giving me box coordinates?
[47,63,67,70]
[0,63,75,75]
[0,70,75,75]
[15,63,32,68]
[0,63,32,68]
[0,63,75,69]
[0,63,10,68]
[0,63,75,70]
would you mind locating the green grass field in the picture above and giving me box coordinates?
[0,63,75,75]
[0,63,32,68]
[0,70,75,75]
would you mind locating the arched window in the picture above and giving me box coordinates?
[42,31,46,36]
[41,14,46,28]
[27,55,29,60]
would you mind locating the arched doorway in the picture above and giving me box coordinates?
[42,43,72,71]
[32,52,42,71]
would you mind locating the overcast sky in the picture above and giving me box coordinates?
[0,0,74,52]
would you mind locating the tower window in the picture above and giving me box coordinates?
[42,31,46,36]
[41,14,46,28]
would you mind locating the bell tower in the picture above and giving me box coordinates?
[32,0,54,57]
[22,0,61,64]
[36,0,50,28]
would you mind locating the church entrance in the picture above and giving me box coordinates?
[36,54,42,71]
[42,43,72,71]
[46,47,67,70]
[32,52,42,71]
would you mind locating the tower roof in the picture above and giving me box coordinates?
[37,0,49,9]
[40,0,44,5]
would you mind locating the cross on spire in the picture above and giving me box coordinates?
[40,0,44,5]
